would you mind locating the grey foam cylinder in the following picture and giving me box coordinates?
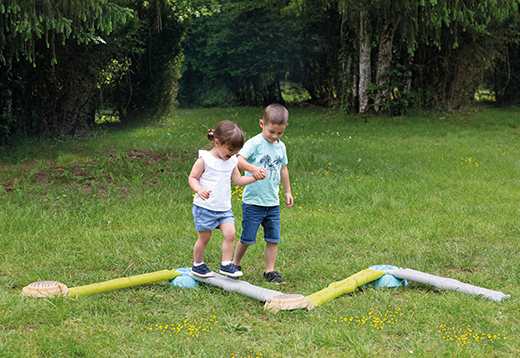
[191,272,283,302]
[389,268,510,302]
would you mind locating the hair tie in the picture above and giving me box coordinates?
[209,131,214,136]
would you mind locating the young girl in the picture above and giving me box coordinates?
[188,120,265,278]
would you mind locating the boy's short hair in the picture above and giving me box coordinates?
[262,104,289,125]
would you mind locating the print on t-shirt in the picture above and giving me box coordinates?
[260,154,282,180]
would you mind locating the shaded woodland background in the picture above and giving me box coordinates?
[1,0,519,146]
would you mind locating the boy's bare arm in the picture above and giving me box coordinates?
[237,155,266,180]
[188,158,211,200]
[280,165,294,208]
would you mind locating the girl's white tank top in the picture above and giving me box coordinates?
[193,150,237,211]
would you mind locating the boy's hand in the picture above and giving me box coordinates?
[285,193,294,208]
[197,188,211,200]
[252,166,266,180]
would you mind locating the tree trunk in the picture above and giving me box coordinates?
[341,52,355,108]
[358,9,371,114]
[403,56,413,92]
[1,60,13,116]
[352,71,359,110]
[374,22,396,113]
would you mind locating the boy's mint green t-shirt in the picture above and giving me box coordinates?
[239,133,288,207]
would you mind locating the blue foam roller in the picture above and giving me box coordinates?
[170,267,198,289]
[367,264,408,288]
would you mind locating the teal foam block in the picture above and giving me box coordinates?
[170,267,198,289]
[367,265,408,288]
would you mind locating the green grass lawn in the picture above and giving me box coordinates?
[1,105,519,357]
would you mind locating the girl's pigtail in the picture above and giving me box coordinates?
[207,129,215,141]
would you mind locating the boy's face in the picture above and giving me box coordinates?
[260,120,287,144]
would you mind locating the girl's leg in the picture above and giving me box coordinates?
[193,231,212,263]
[219,222,236,262]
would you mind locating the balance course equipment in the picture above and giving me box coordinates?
[170,268,198,289]
[192,269,386,313]
[265,268,386,312]
[366,264,408,288]
[305,268,386,307]
[188,266,511,313]
[388,268,510,302]
[190,272,284,302]
[191,271,315,312]
[22,269,181,298]
[191,272,315,312]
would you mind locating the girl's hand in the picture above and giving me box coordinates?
[197,188,211,200]
[252,166,266,180]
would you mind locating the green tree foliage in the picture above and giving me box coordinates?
[0,0,212,145]
[0,0,131,66]
[0,0,133,144]
[180,0,519,113]
[179,0,340,107]
[180,1,289,107]
[409,0,520,111]
[111,1,188,114]
[333,0,520,113]
[284,1,340,106]
[488,13,520,105]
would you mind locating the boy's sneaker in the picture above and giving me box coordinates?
[191,264,214,278]
[263,271,286,285]
[220,263,243,278]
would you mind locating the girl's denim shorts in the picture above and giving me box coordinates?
[192,205,235,231]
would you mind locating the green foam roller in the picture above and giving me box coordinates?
[67,269,180,297]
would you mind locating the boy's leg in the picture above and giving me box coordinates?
[265,242,277,273]
[219,222,236,262]
[233,204,262,268]
[262,206,286,284]
[193,231,211,263]
[233,241,250,267]
[262,206,281,272]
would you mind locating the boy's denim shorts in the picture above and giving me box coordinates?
[240,204,281,245]
[192,205,235,232]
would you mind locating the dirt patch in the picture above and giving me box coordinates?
[1,148,192,193]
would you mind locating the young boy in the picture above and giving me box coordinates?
[232,104,293,284]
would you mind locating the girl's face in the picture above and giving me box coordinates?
[213,140,239,160]
[260,120,287,144]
